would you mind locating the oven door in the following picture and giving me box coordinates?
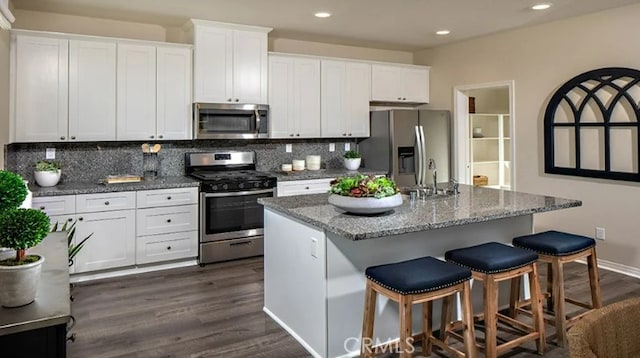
[200,188,274,243]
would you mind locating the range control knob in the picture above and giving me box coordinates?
[238,183,245,189]
[254,182,261,188]
[210,184,218,191]
[263,181,271,188]
[222,184,229,190]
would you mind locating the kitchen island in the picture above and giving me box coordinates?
[258,185,581,358]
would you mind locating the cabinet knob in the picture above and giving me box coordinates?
[235,98,239,102]
[166,246,172,251]
[228,98,232,102]
[150,135,155,139]
[343,133,347,136]
[296,133,300,136]
[348,133,352,136]
[289,134,294,137]
[397,97,402,100]
[402,97,407,100]
[158,135,163,139]
[60,136,66,140]
[305,186,310,189]
[39,206,45,210]
[104,201,110,205]
[166,219,172,223]
[167,196,172,200]
[79,217,83,221]
[67,218,73,222]
[71,136,76,140]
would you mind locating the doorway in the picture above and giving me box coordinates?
[453,81,515,190]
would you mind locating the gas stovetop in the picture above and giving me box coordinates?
[185,151,277,193]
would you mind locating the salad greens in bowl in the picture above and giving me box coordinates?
[329,174,399,199]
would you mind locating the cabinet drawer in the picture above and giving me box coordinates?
[136,187,198,208]
[136,204,198,236]
[276,178,332,197]
[76,192,135,213]
[32,195,76,216]
[136,231,197,264]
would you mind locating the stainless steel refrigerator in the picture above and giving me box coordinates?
[359,109,451,188]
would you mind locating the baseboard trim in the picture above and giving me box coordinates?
[596,258,640,279]
[70,259,198,283]
[262,306,322,358]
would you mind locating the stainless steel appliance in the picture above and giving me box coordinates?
[185,151,277,265]
[358,110,451,188]
[193,103,269,139]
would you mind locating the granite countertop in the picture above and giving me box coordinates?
[258,184,582,241]
[270,168,388,182]
[0,232,69,336]
[29,176,200,197]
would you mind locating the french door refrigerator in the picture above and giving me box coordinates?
[358,109,451,188]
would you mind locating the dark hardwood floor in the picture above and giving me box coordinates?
[68,258,640,358]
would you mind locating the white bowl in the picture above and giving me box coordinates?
[328,193,402,214]
[34,170,61,187]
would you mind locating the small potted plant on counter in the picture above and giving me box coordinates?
[0,170,51,307]
[34,160,61,187]
[343,150,361,171]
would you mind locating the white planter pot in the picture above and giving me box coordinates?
[0,255,44,307]
[344,158,361,171]
[34,170,61,187]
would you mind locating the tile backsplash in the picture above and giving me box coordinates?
[5,139,356,184]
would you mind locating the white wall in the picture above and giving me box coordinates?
[415,3,640,270]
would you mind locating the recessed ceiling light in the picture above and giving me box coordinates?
[436,30,450,36]
[531,3,552,10]
[314,12,331,18]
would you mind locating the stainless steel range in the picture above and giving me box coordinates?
[185,151,277,265]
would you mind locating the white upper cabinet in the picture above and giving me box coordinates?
[268,54,321,138]
[190,20,271,104]
[156,46,192,140]
[321,60,371,138]
[371,64,430,103]
[69,40,116,141]
[117,43,157,140]
[12,35,69,142]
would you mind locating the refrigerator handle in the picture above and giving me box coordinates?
[415,125,423,186]
[419,125,427,188]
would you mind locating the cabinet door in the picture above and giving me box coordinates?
[402,67,429,103]
[276,179,332,197]
[193,26,233,103]
[116,43,157,140]
[321,60,347,137]
[74,209,136,273]
[346,62,371,137]
[371,64,402,102]
[268,55,294,138]
[13,35,68,142]
[156,46,192,140]
[69,40,117,141]
[232,30,268,104]
[293,58,321,138]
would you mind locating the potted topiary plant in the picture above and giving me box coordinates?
[343,150,362,170]
[0,170,51,307]
[34,160,61,187]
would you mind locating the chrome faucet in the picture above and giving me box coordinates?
[428,158,437,194]
[450,178,459,195]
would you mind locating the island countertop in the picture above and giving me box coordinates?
[258,184,581,240]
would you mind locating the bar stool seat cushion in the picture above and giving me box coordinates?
[445,242,538,274]
[365,256,471,295]
[513,230,595,256]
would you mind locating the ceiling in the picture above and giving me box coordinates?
[11,0,640,51]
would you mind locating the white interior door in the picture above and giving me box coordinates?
[454,90,470,184]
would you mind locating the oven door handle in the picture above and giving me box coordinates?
[203,188,274,198]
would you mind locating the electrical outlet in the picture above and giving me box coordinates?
[285,144,292,153]
[45,148,56,160]
[329,143,335,152]
[344,143,350,151]
[595,227,605,240]
[310,237,318,258]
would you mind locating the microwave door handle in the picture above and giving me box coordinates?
[254,109,261,134]
[415,125,423,187]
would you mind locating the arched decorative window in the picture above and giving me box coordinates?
[545,67,640,182]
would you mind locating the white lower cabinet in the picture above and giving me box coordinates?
[136,231,198,265]
[276,178,332,197]
[74,209,136,273]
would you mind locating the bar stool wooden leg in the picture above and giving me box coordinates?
[546,262,554,311]
[551,258,567,347]
[509,276,521,318]
[422,301,433,356]
[399,295,413,358]
[461,281,478,358]
[587,247,603,308]
[483,275,498,358]
[528,263,545,354]
[361,281,376,358]
[439,295,453,343]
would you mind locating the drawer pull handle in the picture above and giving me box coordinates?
[39,206,45,210]
[79,217,83,221]
[104,201,110,205]
[305,186,310,189]
[166,246,172,250]
[67,218,73,222]
[166,219,172,223]
[230,241,252,247]
[167,196,172,200]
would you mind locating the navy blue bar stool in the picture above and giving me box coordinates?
[445,242,545,358]
[512,230,602,347]
[361,256,477,358]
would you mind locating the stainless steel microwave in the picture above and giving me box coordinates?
[193,103,269,139]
